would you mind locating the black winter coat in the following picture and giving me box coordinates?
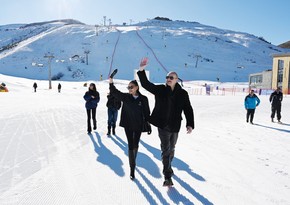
[269,91,283,108]
[106,94,122,110]
[137,70,194,132]
[109,83,150,131]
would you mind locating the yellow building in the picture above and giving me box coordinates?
[272,53,290,94]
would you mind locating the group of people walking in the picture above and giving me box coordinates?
[244,87,283,124]
[83,57,284,187]
[83,57,195,186]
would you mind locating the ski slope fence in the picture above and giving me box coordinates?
[184,86,278,96]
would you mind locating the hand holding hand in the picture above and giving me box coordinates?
[139,57,148,71]
[186,126,193,134]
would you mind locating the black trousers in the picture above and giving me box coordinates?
[86,108,96,131]
[158,127,178,179]
[246,109,255,123]
[124,128,141,150]
[271,105,281,120]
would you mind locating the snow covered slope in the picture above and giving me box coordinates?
[0,74,290,204]
[1,19,289,82]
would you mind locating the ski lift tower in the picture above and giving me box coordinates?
[44,53,54,89]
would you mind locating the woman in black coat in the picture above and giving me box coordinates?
[109,78,151,180]
[83,83,100,133]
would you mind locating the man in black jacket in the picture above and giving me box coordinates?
[269,87,283,123]
[137,57,194,186]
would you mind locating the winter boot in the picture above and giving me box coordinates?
[87,120,92,133]
[163,177,173,186]
[107,126,111,135]
[93,120,97,130]
[129,150,136,180]
[112,125,116,135]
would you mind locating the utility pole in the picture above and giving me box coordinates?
[103,16,106,26]
[195,54,201,68]
[44,53,54,89]
[95,25,98,36]
[84,50,90,65]
[108,18,112,27]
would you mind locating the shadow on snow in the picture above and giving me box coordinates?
[254,123,290,134]
[87,132,125,177]
[87,132,213,205]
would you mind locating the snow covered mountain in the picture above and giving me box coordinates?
[1,18,289,82]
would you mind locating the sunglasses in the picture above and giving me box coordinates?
[127,85,134,90]
[166,76,175,80]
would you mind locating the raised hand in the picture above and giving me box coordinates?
[139,57,148,71]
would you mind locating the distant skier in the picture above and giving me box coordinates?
[109,78,151,180]
[244,90,260,124]
[33,82,37,92]
[83,83,100,133]
[269,87,283,123]
[58,83,62,93]
[106,91,122,135]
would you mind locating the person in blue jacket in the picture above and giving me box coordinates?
[244,90,260,124]
[84,83,100,133]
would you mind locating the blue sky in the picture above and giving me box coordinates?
[1,0,289,45]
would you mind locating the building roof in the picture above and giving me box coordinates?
[272,53,290,58]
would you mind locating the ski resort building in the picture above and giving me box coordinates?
[249,70,272,91]
[272,53,290,94]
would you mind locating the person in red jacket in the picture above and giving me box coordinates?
[137,57,194,186]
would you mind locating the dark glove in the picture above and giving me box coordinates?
[147,124,152,135]
[110,69,118,78]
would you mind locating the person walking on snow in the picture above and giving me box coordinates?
[58,83,62,93]
[106,91,122,135]
[83,83,100,133]
[244,90,260,124]
[109,78,151,180]
[269,87,283,123]
[33,82,37,92]
[137,57,194,186]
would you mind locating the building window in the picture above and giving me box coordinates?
[250,75,262,85]
[278,60,284,83]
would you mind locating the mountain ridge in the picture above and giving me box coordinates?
[1,18,289,82]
